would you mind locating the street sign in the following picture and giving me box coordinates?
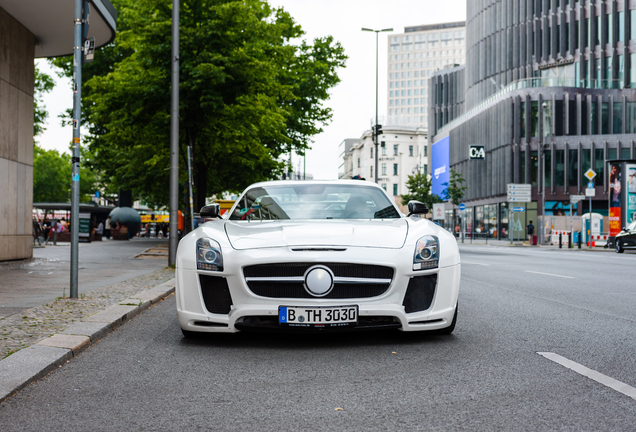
[585,188,596,197]
[507,183,531,191]
[432,203,445,220]
[507,196,531,202]
[570,194,585,203]
[587,181,595,189]
[507,191,532,196]
[584,168,597,181]
[512,207,525,212]
[458,203,466,211]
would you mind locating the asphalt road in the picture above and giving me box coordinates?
[0,238,168,318]
[1,246,636,430]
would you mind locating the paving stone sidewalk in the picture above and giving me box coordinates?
[0,267,175,360]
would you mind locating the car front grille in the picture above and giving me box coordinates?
[243,263,394,299]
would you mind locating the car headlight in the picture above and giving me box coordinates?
[196,238,223,271]
[413,235,439,270]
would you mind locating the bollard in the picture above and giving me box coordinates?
[559,233,562,249]
[568,232,572,249]
[578,231,582,249]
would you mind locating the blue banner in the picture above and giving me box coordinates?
[431,136,450,199]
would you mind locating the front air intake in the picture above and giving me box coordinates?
[402,275,437,313]
[199,275,233,314]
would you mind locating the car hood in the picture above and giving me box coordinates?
[224,219,408,250]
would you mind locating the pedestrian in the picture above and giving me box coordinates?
[526,220,535,244]
[105,217,111,239]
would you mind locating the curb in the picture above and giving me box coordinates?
[0,279,175,403]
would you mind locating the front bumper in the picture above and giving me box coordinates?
[176,249,461,333]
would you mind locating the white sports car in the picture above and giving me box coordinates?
[175,180,460,337]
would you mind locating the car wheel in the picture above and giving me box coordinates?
[616,239,624,253]
[435,304,458,335]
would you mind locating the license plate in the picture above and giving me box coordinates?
[279,305,358,327]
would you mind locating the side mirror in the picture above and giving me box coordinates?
[407,200,428,217]
[200,204,220,218]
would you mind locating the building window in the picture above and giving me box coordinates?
[590,99,597,135]
[357,158,360,168]
[409,145,414,156]
[627,102,636,133]
[390,100,394,106]
[594,149,604,186]
[382,163,387,176]
[370,147,373,158]
[393,163,398,175]
[393,184,398,196]
[423,146,427,157]
[382,183,387,192]
[393,144,398,156]
[555,150,565,187]
[382,145,387,156]
[602,102,609,134]
[520,101,526,138]
[370,166,373,178]
[568,149,578,186]
[606,13,613,45]
[531,101,539,137]
[544,151,551,187]
[618,11,625,42]
[531,151,538,187]
[613,102,623,134]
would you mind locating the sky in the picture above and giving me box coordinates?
[35,0,466,181]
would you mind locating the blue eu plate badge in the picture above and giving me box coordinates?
[279,307,287,323]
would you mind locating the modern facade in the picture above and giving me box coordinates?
[0,1,117,261]
[340,126,428,212]
[387,22,466,128]
[430,0,636,242]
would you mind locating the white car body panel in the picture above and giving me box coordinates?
[176,180,461,334]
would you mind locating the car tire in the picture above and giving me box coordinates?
[616,239,624,254]
[435,304,458,335]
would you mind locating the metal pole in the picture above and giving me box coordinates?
[589,195,592,249]
[69,0,83,298]
[570,203,573,248]
[168,0,180,266]
[187,146,194,231]
[374,30,379,184]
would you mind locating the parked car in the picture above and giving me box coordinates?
[175,180,461,337]
[615,221,636,253]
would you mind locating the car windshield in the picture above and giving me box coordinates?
[229,184,401,220]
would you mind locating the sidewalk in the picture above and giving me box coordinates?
[0,238,175,401]
[455,236,615,251]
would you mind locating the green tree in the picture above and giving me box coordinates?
[34,66,55,138]
[442,169,467,207]
[401,172,441,209]
[33,145,71,202]
[52,0,346,209]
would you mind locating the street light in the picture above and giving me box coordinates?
[540,101,551,246]
[362,27,393,184]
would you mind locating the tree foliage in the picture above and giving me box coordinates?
[52,0,346,208]
[442,169,467,207]
[33,145,99,203]
[34,66,55,138]
[401,172,441,209]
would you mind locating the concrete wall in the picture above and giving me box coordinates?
[0,7,35,261]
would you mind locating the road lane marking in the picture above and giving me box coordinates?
[462,261,491,266]
[525,270,575,279]
[538,352,636,401]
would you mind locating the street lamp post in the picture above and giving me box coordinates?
[362,27,392,184]
[540,101,551,246]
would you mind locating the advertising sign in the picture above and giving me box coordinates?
[432,203,445,220]
[431,136,450,199]
[609,162,622,237]
[628,164,636,224]
[79,213,91,239]
[469,145,485,160]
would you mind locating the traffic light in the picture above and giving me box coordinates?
[373,124,383,135]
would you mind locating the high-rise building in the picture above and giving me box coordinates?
[387,22,466,128]
[429,0,636,245]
